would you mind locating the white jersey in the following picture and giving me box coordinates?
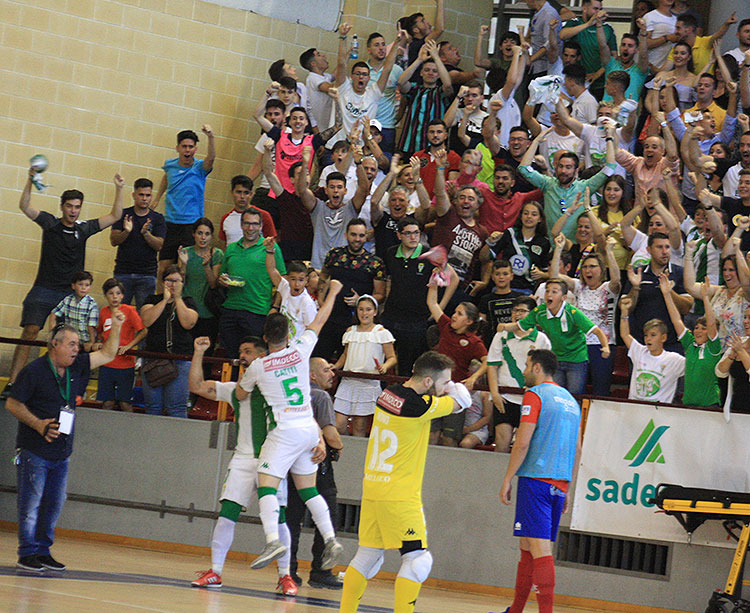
[240,329,318,429]
[215,381,269,457]
[278,277,318,342]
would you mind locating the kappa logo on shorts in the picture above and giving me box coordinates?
[261,462,270,469]
[405,528,416,536]
[514,521,522,531]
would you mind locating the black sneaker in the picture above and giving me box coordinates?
[36,554,66,571]
[1,381,14,400]
[16,555,44,572]
[308,571,343,590]
[291,572,303,586]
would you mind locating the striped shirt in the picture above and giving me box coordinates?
[397,86,450,155]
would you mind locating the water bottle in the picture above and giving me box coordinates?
[350,34,359,59]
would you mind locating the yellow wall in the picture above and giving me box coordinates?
[0,0,491,368]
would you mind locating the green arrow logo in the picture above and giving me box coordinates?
[624,419,669,467]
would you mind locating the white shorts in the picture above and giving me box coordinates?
[465,426,490,445]
[333,396,376,417]
[257,422,320,479]
[220,453,288,508]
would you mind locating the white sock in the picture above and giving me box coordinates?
[258,495,280,542]
[305,495,335,541]
[211,517,236,575]
[277,522,291,576]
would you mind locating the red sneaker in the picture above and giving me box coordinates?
[277,574,299,596]
[191,569,222,588]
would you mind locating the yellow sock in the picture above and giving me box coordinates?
[339,566,368,612]
[394,577,422,613]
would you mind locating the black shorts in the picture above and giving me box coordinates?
[160,222,195,261]
[493,399,521,429]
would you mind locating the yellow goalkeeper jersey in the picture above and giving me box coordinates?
[362,384,455,502]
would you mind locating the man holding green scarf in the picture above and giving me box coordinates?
[486,296,551,453]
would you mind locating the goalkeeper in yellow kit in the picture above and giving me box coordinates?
[339,351,472,613]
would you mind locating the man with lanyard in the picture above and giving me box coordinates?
[234,280,345,571]
[500,349,582,613]
[7,312,125,572]
[518,125,616,241]
[382,217,459,376]
[188,336,298,595]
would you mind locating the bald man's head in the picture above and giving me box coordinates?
[310,357,334,390]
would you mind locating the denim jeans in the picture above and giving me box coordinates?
[553,360,588,395]
[141,359,190,418]
[117,273,156,310]
[16,449,69,558]
[588,344,615,397]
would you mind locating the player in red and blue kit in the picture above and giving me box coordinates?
[500,349,582,613]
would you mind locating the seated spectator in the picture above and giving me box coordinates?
[298,145,370,270]
[397,40,454,155]
[262,240,317,342]
[619,296,685,403]
[2,171,124,400]
[110,177,165,310]
[332,295,396,437]
[218,207,285,357]
[219,176,277,247]
[178,218,223,350]
[458,360,492,449]
[498,278,610,395]
[660,273,721,407]
[715,306,750,416]
[480,200,550,295]
[95,278,147,412]
[51,271,99,352]
[139,265,199,418]
[487,296,551,453]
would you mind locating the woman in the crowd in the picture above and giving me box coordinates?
[139,265,199,419]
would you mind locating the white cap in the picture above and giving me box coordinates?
[369,119,383,132]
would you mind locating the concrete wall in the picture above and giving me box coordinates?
[0,0,492,371]
[0,406,736,611]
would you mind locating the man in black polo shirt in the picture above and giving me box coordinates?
[2,170,125,400]
[622,233,694,353]
[110,178,166,309]
[381,217,458,375]
[6,312,125,572]
[314,219,386,360]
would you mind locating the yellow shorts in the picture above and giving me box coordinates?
[358,499,427,550]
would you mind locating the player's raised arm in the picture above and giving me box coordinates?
[306,279,343,336]
[189,336,217,400]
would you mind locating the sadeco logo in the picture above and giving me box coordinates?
[585,420,669,508]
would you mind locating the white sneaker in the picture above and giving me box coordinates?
[321,537,343,570]
[250,540,287,569]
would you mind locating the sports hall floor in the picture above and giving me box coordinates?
[0,530,620,612]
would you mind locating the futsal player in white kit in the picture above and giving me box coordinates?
[187,335,299,595]
[236,279,345,570]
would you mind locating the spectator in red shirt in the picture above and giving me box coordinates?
[479,164,543,234]
[413,120,460,198]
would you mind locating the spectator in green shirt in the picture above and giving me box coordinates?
[498,278,610,394]
[218,207,286,358]
[560,0,616,99]
[660,272,722,406]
